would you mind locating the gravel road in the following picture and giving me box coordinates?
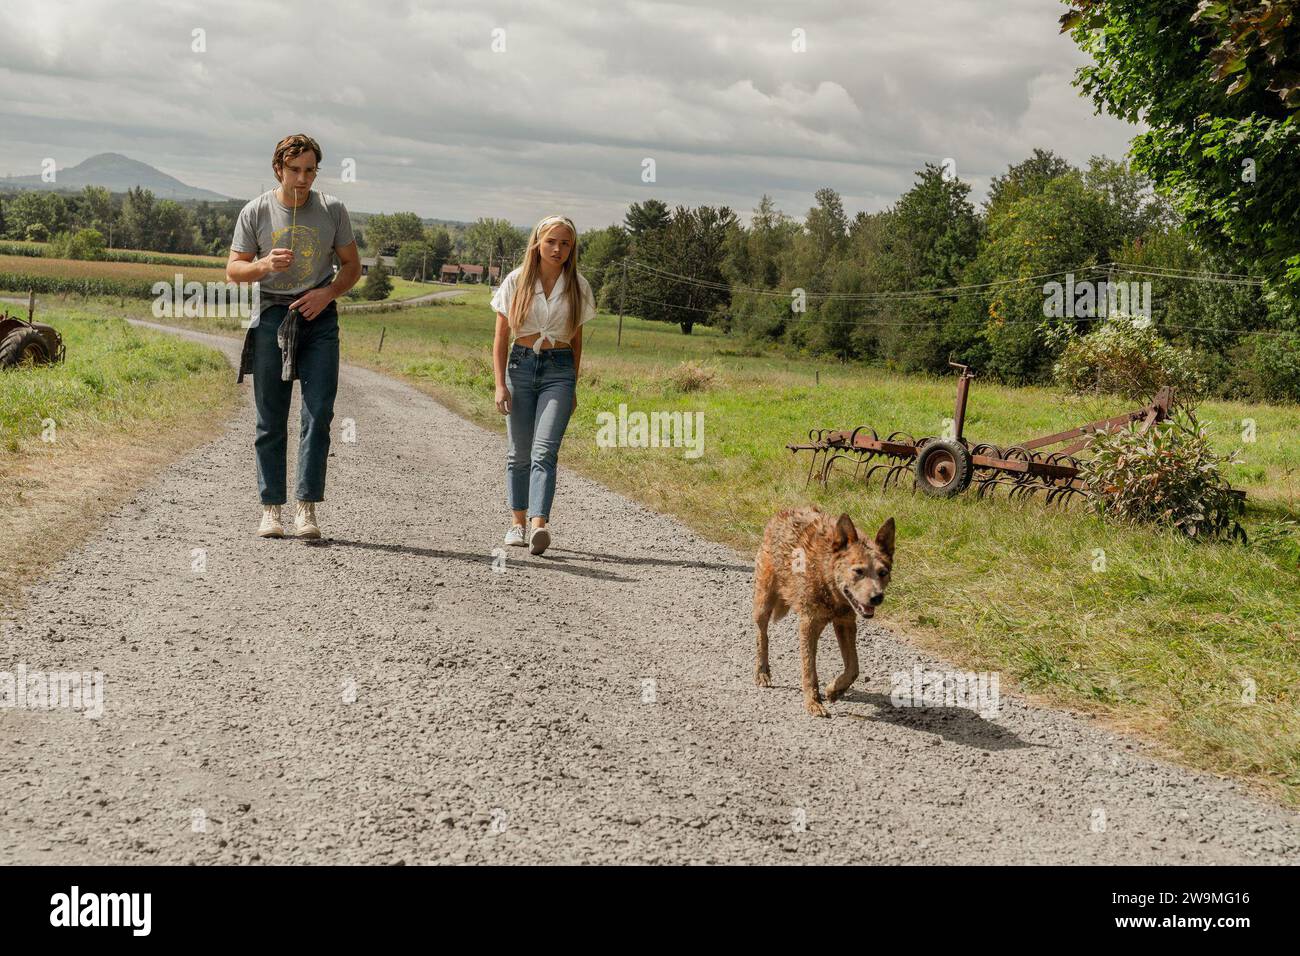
[2,320,1297,864]
[339,287,465,312]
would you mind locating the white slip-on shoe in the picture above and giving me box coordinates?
[504,524,527,547]
[528,524,551,555]
[295,500,322,539]
[258,504,285,538]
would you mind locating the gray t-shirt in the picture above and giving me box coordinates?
[231,188,355,320]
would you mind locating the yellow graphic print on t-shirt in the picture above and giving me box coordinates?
[272,224,320,288]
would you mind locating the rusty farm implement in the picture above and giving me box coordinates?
[0,304,65,369]
[788,362,1175,506]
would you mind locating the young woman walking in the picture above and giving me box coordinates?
[490,215,596,555]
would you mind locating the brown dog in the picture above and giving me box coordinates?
[752,506,895,717]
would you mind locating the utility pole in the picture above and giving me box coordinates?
[616,257,628,348]
[422,251,427,284]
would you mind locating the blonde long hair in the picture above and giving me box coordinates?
[507,215,581,339]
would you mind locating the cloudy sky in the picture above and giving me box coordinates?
[0,0,1138,229]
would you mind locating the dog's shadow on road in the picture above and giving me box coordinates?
[837,689,1041,752]
[323,538,733,583]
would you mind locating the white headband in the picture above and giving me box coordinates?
[536,215,575,233]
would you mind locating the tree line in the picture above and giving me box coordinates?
[0,187,523,278]
[575,152,1295,402]
[0,186,244,256]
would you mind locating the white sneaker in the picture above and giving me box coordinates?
[528,524,551,555]
[295,500,321,539]
[504,524,527,547]
[258,504,284,538]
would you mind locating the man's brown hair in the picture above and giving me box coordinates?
[272,134,323,182]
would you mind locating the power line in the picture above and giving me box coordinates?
[628,259,1106,300]
[628,260,1120,305]
[622,293,717,315]
[1103,261,1264,281]
[624,258,1267,300]
[1094,266,1264,286]
[620,293,1292,337]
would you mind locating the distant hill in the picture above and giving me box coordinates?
[0,153,231,202]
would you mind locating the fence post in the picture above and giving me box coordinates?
[617,258,627,348]
[27,289,35,322]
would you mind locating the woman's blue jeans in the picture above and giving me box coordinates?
[252,302,340,505]
[505,343,576,520]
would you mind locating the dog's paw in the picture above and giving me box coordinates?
[824,685,843,703]
[754,668,772,688]
[804,698,830,718]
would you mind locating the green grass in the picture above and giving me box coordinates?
[340,277,461,305]
[383,277,445,301]
[0,308,233,453]
[0,304,237,612]
[119,290,1300,804]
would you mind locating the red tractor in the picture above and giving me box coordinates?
[0,310,64,368]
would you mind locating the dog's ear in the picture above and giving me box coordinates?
[875,517,896,558]
[833,513,858,551]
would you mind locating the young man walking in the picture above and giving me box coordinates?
[227,133,361,539]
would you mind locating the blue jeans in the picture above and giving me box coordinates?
[506,343,576,520]
[252,302,340,505]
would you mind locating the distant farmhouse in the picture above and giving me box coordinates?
[439,263,495,284]
[359,255,398,276]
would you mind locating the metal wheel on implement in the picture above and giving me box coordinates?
[914,438,972,497]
